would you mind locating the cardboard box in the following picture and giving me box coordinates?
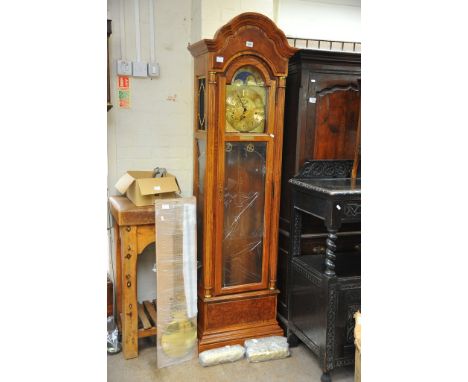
[115,171,180,207]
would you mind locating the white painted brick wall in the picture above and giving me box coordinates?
[277,0,361,42]
[108,0,194,201]
[200,0,274,39]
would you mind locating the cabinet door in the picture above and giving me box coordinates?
[214,63,276,295]
[301,72,360,163]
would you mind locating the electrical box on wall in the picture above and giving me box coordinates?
[148,62,160,77]
[117,59,132,76]
[133,61,148,77]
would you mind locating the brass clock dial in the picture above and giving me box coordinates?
[226,87,265,133]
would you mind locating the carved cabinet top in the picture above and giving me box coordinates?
[289,177,360,197]
[289,159,360,197]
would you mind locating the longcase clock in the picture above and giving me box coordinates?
[188,13,297,351]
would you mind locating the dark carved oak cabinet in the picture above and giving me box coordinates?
[277,49,361,332]
[287,160,361,382]
[188,13,297,352]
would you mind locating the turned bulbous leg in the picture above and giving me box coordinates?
[324,229,337,276]
[321,371,331,382]
[287,331,300,347]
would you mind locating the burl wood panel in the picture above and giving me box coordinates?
[206,295,276,331]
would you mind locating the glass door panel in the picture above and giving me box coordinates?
[222,141,267,287]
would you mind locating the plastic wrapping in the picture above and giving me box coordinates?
[107,316,121,354]
[244,336,290,363]
[155,197,198,368]
[199,345,245,367]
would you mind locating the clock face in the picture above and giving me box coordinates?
[225,66,266,133]
[226,87,265,132]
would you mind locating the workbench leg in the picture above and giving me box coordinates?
[114,224,122,319]
[120,226,138,359]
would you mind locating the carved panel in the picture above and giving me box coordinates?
[335,358,355,367]
[292,261,321,287]
[325,284,338,370]
[346,304,360,344]
[208,71,217,84]
[291,208,302,258]
[297,160,353,179]
[340,283,361,292]
[341,202,361,218]
[339,201,361,218]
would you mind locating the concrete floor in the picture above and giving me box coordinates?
[108,338,354,382]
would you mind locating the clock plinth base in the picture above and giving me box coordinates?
[197,290,284,352]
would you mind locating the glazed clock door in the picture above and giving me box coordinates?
[215,61,277,295]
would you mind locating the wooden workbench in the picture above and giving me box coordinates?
[108,196,157,359]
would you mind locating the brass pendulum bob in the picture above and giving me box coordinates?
[160,310,197,358]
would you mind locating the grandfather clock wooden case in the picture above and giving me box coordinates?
[188,13,297,351]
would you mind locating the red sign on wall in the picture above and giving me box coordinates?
[118,76,130,108]
[118,75,129,90]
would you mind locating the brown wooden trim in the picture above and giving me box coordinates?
[188,13,297,58]
[143,300,157,326]
[200,288,279,303]
[120,226,139,359]
[213,74,226,295]
[224,55,276,84]
[138,327,157,338]
[219,281,266,295]
[137,303,152,330]
[202,63,217,298]
[268,83,286,289]
[136,225,155,255]
[109,196,155,226]
[114,224,122,318]
[223,134,273,142]
[194,130,207,139]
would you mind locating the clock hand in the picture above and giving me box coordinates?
[237,95,246,111]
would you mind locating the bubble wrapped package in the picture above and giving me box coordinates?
[199,345,245,367]
[155,197,198,369]
[244,336,290,363]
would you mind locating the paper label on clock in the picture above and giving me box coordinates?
[154,186,161,191]
[216,56,224,63]
[246,41,254,47]
[162,204,170,210]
